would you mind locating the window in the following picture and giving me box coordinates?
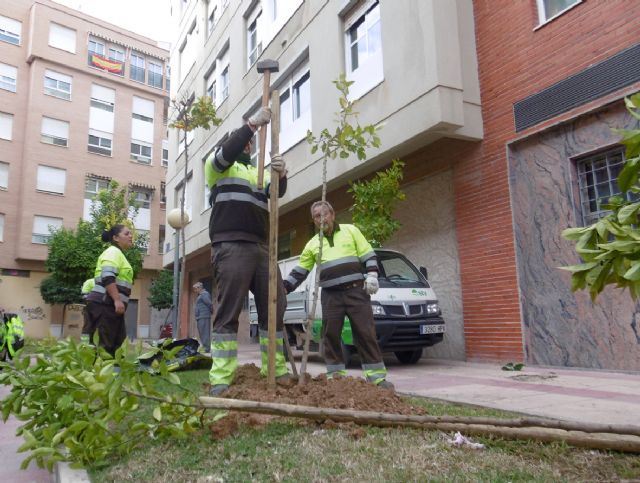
[0,213,4,242]
[160,181,166,207]
[166,65,171,93]
[131,97,154,163]
[220,65,229,101]
[162,140,169,167]
[148,61,163,88]
[158,224,165,254]
[90,84,115,112]
[88,130,112,156]
[208,1,218,33]
[247,6,262,68]
[32,215,62,244]
[0,15,21,45]
[131,142,152,164]
[41,117,69,147]
[44,70,72,100]
[132,189,153,209]
[137,229,150,254]
[279,64,311,151]
[344,0,383,99]
[49,23,76,53]
[215,45,230,105]
[0,161,8,189]
[0,112,13,140]
[36,165,66,194]
[131,52,145,82]
[537,0,581,23]
[0,63,17,93]
[88,37,125,75]
[88,38,105,56]
[179,20,197,81]
[576,147,629,226]
[85,176,109,199]
[205,66,216,104]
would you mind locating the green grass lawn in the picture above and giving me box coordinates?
[88,369,640,483]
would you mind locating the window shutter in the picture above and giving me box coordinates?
[37,165,66,194]
[41,117,69,138]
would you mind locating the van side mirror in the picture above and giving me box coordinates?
[419,266,428,280]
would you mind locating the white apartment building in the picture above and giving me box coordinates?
[165,0,481,359]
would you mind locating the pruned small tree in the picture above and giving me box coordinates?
[561,94,640,300]
[349,159,406,247]
[168,95,220,335]
[298,75,383,380]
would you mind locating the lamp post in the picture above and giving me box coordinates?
[166,208,190,339]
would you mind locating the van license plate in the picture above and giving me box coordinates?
[420,324,445,335]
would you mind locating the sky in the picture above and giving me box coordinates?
[51,0,175,45]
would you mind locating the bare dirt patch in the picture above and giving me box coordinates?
[206,363,427,438]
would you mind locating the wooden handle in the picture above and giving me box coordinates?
[257,72,271,190]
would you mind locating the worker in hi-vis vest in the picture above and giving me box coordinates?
[284,200,394,390]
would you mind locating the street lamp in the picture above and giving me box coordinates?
[167,208,190,339]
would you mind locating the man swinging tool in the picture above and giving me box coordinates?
[204,59,293,396]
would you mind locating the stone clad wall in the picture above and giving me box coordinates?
[509,103,640,370]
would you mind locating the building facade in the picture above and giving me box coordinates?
[0,0,170,339]
[166,0,640,370]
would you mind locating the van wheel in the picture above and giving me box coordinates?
[394,349,423,364]
[319,340,352,367]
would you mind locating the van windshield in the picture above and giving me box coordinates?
[376,251,429,288]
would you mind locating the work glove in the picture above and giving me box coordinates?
[249,107,271,128]
[363,272,379,295]
[270,154,287,176]
[283,280,294,294]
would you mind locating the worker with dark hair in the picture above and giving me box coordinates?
[84,224,134,357]
[204,107,291,396]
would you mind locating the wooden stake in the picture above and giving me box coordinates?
[267,89,280,388]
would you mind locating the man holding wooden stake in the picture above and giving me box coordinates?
[204,108,291,396]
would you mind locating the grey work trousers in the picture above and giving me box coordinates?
[211,241,286,335]
[321,283,383,366]
[196,316,211,351]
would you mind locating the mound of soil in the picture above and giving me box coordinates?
[206,364,428,439]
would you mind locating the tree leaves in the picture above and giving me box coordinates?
[0,339,204,469]
[562,96,640,300]
[348,159,406,247]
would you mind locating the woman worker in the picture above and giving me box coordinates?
[84,224,134,356]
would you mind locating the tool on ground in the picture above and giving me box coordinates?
[256,59,279,190]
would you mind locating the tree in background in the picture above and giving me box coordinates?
[40,181,147,317]
[561,94,640,300]
[349,159,406,247]
[148,270,174,310]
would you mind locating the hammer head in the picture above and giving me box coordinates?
[257,59,279,73]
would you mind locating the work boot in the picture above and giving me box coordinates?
[276,373,296,387]
[377,380,395,391]
[208,384,229,396]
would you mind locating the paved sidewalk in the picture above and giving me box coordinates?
[1,345,638,482]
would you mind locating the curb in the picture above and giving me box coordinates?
[52,462,90,483]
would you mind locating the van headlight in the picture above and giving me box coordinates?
[426,303,440,315]
[371,303,386,316]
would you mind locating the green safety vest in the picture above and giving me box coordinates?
[86,245,133,305]
[290,224,377,289]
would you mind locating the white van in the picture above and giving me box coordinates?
[249,248,445,364]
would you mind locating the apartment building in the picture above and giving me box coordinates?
[166,0,640,371]
[165,0,481,351]
[0,0,170,339]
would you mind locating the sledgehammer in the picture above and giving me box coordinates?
[256,59,279,190]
